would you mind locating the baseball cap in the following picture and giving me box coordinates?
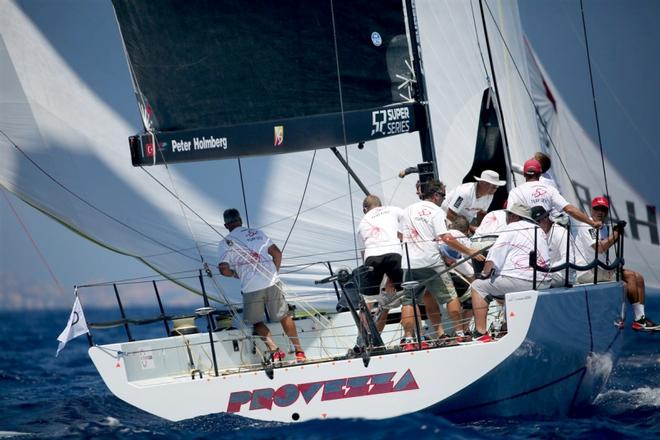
[523,159,542,175]
[530,206,549,223]
[591,196,609,209]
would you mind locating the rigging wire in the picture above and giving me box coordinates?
[469,0,491,84]
[1,188,66,297]
[480,2,588,196]
[282,150,316,252]
[138,167,225,236]
[579,0,611,202]
[481,1,654,274]
[329,0,361,276]
[237,157,250,228]
[0,129,197,263]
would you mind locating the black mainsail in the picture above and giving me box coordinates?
[112,0,424,166]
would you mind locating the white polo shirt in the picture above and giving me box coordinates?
[402,200,448,268]
[472,209,507,238]
[357,206,404,260]
[486,220,550,282]
[218,226,279,293]
[441,182,493,222]
[507,180,569,217]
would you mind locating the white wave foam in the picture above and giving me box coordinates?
[102,416,121,427]
[594,386,660,411]
[0,432,30,439]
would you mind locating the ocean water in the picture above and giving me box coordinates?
[1,295,658,439]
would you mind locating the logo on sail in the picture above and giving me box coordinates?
[371,107,411,137]
[274,125,284,147]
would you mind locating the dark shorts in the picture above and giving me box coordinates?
[358,253,403,296]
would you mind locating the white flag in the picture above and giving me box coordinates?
[56,296,89,356]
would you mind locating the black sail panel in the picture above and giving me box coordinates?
[111,0,420,166]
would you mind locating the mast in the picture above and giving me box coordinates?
[405,0,437,176]
[478,0,516,186]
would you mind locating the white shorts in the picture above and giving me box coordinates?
[576,269,615,284]
[471,275,550,300]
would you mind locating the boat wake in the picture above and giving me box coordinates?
[593,386,660,413]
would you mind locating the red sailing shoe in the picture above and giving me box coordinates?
[631,316,659,332]
[270,348,286,363]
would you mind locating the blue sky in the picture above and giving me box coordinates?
[1,0,658,310]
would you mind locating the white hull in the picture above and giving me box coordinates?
[89,283,624,422]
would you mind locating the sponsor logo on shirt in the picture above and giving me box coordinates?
[532,187,548,198]
[453,196,464,209]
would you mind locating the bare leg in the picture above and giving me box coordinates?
[623,269,639,304]
[253,322,277,351]
[422,291,444,337]
[401,304,421,338]
[471,289,489,334]
[462,309,474,333]
[445,297,462,334]
[279,315,303,352]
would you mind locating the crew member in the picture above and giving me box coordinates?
[356,195,404,332]
[218,208,306,362]
[401,180,485,349]
[442,170,506,229]
[508,159,602,230]
[470,203,551,342]
[575,197,658,332]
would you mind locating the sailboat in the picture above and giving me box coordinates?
[1,0,653,423]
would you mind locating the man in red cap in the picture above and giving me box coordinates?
[575,196,658,332]
[507,158,601,229]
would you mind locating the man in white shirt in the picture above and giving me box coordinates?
[442,170,506,229]
[472,209,507,239]
[545,214,577,287]
[218,208,306,362]
[574,197,658,332]
[507,159,601,230]
[470,203,551,342]
[401,180,485,349]
[356,195,404,332]
[357,195,404,295]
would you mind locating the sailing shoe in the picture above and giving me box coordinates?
[270,348,287,363]
[454,331,473,344]
[400,337,430,351]
[631,316,660,332]
[473,331,493,343]
[436,334,458,347]
[613,318,625,329]
[295,351,307,363]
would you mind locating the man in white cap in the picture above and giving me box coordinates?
[508,158,601,229]
[469,203,551,342]
[442,170,506,230]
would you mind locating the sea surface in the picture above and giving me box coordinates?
[1,293,658,440]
